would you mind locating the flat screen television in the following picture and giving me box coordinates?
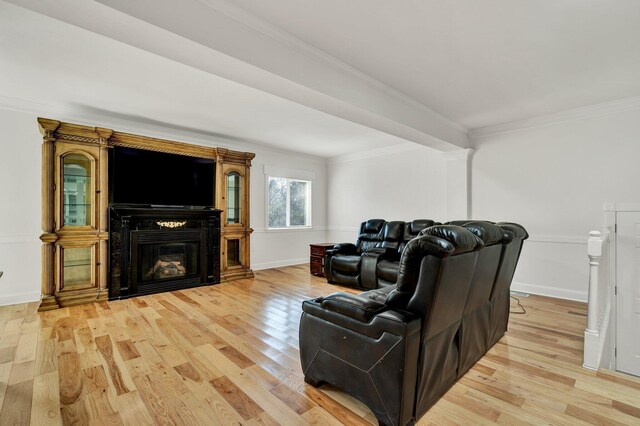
[109,147,215,207]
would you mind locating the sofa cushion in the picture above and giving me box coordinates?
[331,255,361,274]
[377,260,399,284]
[321,292,388,322]
[360,284,396,304]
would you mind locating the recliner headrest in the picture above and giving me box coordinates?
[382,221,404,241]
[362,219,385,233]
[445,220,495,226]
[495,222,529,240]
[407,219,435,236]
[460,221,504,246]
[418,225,484,254]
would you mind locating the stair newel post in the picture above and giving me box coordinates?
[586,230,603,334]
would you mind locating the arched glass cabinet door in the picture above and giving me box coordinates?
[62,154,93,227]
[226,171,241,224]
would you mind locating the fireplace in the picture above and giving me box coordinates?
[109,205,220,299]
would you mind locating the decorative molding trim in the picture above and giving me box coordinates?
[57,134,103,144]
[470,95,640,140]
[441,148,473,162]
[252,226,327,234]
[604,202,640,212]
[526,235,587,245]
[252,257,307,271]
[0,235,40,245]
[327,227,359,234]
[0,96,325,163]
[0,291,41,307]
[511,281,587,303]
[327,142,423,165]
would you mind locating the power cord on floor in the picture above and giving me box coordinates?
[510,295,526,314]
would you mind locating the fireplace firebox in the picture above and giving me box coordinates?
[109,205,221,299]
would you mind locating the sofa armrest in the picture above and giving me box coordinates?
[302,297,420,338]
[359,247,398,289]
[325,243,358,283]
[300,297,421,426]
[320,292,387,322]
[363,246,398,258]
[327,243,358,256]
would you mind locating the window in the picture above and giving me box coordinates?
[267,176,311,228]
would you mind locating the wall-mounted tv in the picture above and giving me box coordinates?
[109,147,215,207]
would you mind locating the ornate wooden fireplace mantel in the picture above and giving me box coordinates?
[38,118,255,311]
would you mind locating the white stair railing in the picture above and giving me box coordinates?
[583,228,612,370]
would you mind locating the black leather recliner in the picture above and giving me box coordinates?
[325,219,397,288]
[488,222,529,348]
[444,220,530,359]
[455,221,512,376]
[374,219,435,288]
[327,219,435,290]
[300,225,484,426]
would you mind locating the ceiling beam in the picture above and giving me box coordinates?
[8,0,469,151]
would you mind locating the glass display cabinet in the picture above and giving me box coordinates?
[226,171,241,224]
[62,153,93,227]
[39,119,110,310]
[216,157,254,281]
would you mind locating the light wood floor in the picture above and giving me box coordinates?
[1,265,639,425]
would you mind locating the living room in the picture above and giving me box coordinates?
[1,1,640,425]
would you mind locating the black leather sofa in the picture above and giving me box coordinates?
[326,219,435,290]
[299,223,528,426]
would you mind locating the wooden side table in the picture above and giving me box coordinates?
[310,243,335,277]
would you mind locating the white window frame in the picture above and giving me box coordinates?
[264,165,314,231]
[266,176,312,230]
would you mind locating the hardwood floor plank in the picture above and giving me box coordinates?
[95,335,133,396]
[1,266,639,426]
[30,371,62,426]
[0,379,33,425]
[58,352,82,405]
[209,375,264,420]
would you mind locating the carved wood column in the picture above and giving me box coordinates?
[38,118,61,310]
[97,130,112,301]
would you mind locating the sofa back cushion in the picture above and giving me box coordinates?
[490,222,529,301]
[355,219,386,253]
[375,221,405,253]
[398,219,435,254]
[387,225,482,314]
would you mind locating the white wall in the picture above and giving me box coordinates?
[472,107,640,301]
[0,109,42,305]
[326,143,447,243]
[250,152,327,270]
[0,106,327,305]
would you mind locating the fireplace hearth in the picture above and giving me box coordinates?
[109,205,221,300]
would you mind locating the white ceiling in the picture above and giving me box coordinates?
[229,0,640,129]
[0,1,410,158]
[3,0,640,156]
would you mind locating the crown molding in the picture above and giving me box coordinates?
[327,142,426,165]
[0,95,326,164]
[441,148,473,162]
[470,96,640,140]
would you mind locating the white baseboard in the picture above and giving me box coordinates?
[0,291,41,307]
[511,281,587,303]
[252,258,308,271]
